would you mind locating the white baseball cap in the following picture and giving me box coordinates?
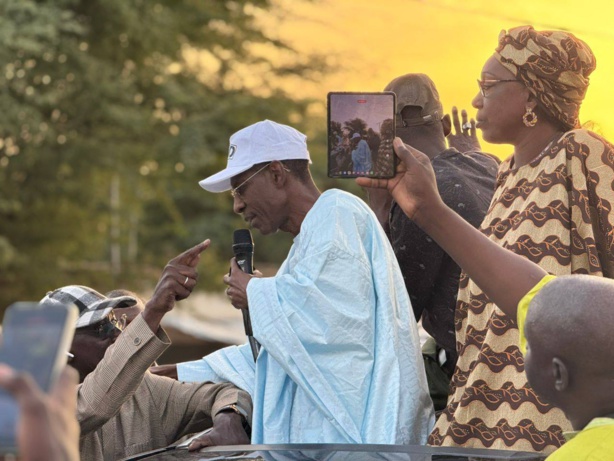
[199,120,311,193]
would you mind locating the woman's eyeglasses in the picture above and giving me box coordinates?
[477,78,518,97]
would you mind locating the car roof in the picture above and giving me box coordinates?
[121,443,547,461]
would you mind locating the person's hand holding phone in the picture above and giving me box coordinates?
[356,137,444,226]
[0,365,80,461]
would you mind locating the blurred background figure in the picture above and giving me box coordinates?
[350,132,373,173]
[106,288,146,326]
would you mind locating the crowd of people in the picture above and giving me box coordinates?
[2,24,614,461]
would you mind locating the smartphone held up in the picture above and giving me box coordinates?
[327,92,396,179]
[0,301,77,453]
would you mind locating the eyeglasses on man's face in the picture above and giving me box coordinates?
[78,311,127,340]
[477,78,519,97]
[230,162,290,199]
[230,163,272,199]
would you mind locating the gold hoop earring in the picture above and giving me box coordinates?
[523,107,538,127]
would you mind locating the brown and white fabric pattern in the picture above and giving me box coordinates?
[494,26,596,130]
[429,129,614,452]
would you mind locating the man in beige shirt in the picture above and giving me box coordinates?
[41,240,252,461]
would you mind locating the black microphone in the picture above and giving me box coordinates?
[232,229,260,362]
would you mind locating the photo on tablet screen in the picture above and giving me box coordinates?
[327,92,396,178]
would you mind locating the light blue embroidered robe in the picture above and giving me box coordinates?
[178,189,434,444]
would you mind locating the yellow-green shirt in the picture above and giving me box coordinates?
[546,418,614,460]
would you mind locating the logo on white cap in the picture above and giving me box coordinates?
[199,120,312,193]
[228,144,237,160]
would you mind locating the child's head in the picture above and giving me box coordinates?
[524,275,614,429]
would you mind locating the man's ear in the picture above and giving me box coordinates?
[441,114,451,137]
[269,161,288,187]
[552,357,569,392]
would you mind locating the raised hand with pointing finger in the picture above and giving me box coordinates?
[142,239,210,333]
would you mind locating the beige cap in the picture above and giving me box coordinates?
[384,73,443,126]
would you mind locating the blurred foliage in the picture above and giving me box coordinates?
[0,0,358,313]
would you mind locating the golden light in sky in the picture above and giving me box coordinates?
[257,0,614,159]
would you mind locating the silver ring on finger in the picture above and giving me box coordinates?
[462,122,472,131]
[184,276,189,286]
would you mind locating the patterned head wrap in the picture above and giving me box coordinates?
[494,26,596,130]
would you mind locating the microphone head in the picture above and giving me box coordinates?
[233,229,253,247]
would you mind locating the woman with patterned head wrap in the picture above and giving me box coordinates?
[428,26,614,454]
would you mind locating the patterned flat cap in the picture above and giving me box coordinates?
[40,285,137,329]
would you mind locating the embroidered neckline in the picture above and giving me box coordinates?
[508,132,566,171]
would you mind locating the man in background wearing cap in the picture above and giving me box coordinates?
[170,119,434,445]
[366,74,499,411]
[42,241,253,461]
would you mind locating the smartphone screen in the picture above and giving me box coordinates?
[327,92,396,178]
[0,302,77,452]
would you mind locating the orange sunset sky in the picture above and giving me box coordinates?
[250,0,614,159]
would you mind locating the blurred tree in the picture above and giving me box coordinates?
[329,120,342,141]
[0,0,330,312]
[343,118,367,138]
